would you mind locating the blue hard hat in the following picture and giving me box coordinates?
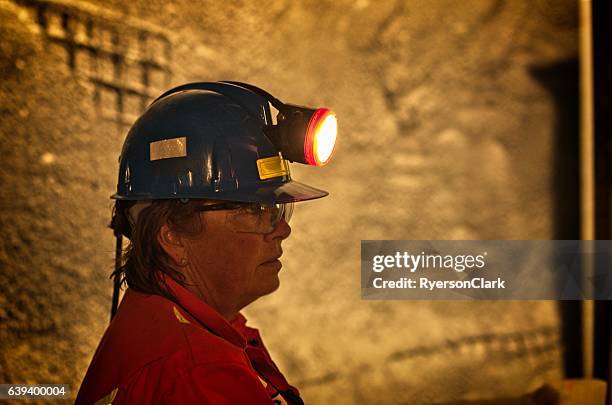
[112,82,328,204]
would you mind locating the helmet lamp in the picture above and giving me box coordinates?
[220,81,338,166]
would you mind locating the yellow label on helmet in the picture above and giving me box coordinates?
[257,155,290,180]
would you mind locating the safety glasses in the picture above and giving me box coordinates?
[194,202,294,234]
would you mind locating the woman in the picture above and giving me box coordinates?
[76,82,336,404]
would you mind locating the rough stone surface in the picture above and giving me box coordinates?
[0,0,577,403]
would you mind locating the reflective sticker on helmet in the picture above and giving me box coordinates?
[150,137,187,161]
[257,156,290,180]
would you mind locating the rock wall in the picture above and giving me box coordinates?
[0,0,578,403]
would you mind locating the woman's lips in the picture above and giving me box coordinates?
[262,251,283,265]
[261,257,281,265]
[260,253,283,268]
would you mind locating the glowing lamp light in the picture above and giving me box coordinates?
[304,108,337,166]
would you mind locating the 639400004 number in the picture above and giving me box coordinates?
[0,384,70,399]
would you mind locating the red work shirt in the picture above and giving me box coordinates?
[76,276,303,404]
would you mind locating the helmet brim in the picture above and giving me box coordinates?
[250,180,329,204]
[110,180,328,204]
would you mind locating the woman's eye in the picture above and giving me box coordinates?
[240,205,262,215]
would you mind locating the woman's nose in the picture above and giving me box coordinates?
[265,218,291,241]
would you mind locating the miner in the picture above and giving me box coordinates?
[76,81,337,404]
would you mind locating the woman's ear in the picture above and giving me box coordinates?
[158,223,186,265]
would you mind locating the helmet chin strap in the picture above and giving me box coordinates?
[110,200,152,321]
[111,231,123,320]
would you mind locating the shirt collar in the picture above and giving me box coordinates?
[162,275,247,348]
